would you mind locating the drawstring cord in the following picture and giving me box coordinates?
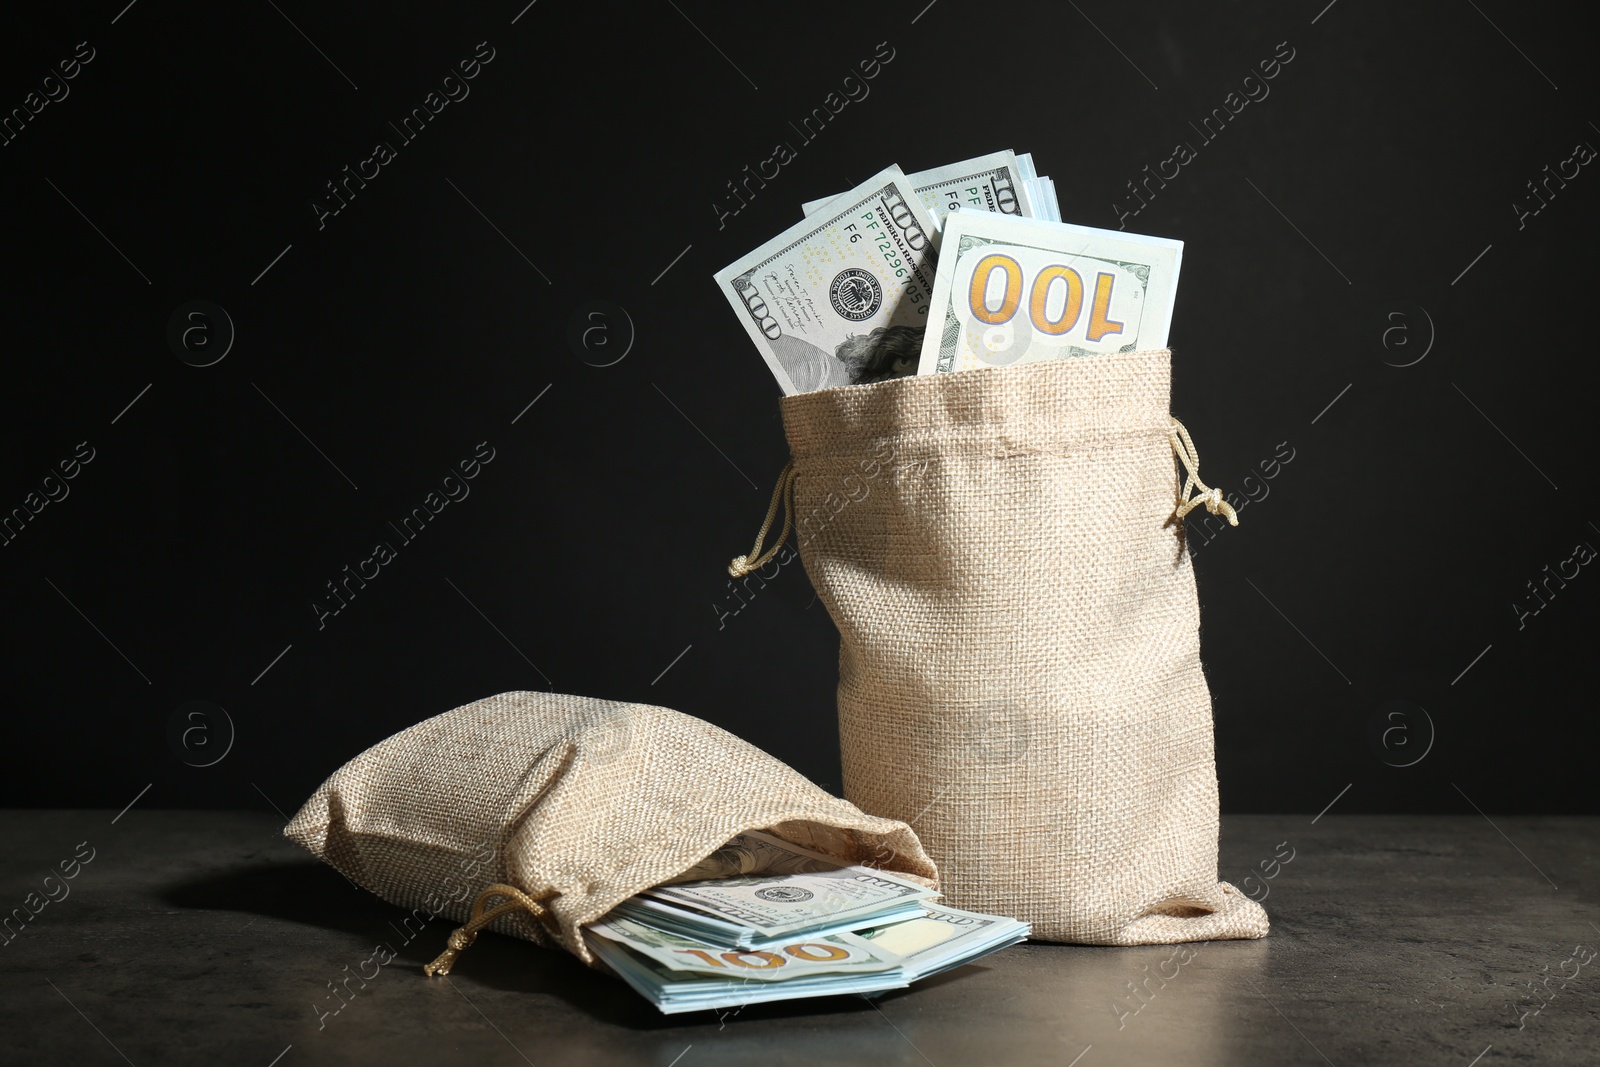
[1170,417,1238,526]
[728,460,796,578]
[727,416,1234,579]
[423,883,555,977]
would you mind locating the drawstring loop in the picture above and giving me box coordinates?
[1170,417,1239,526]
[729,420,1232,573]
[423,883,555,977]
[729,460,796,578]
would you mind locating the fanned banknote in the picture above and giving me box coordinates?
[659,828,873,884]
[715,165,939,394]
[627,865,938,948]
[583,895,1027,1014]
[1013,154,1060,222]
[802,150,1034,225]
[916,211,1182,376]
[583,927,912,1014]
[856,902,1029,981]
[642,860,936,938]
[585,916,901,981]
[582,827,1026,1014]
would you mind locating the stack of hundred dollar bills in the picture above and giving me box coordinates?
[715,148,1182,393]
[583,829,1028,1014]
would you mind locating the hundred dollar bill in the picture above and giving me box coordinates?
[637,860,937,944]
[1030,177,1060,221]
[917,211,1182,376]
[802,149,1033,225]
[582,900,1028,1014]
[1013,153,1062,221]
[583,926,913,1014]
[659,828,867,884]
[856,902,1029,981]
[716,165,939,394]
[639,869,936,940]
[586,915,902,981]
[615,886,933,951]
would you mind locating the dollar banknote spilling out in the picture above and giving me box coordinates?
[917,210,1182,376]
[714,164,940,394]
[715,149,1181,394]
[583,830,1029,1014]
[800,148,1060,228]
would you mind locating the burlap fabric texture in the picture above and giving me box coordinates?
[775,350,1268,944]
[284,691,939,964]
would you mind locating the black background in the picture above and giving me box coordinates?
[2,0,1594,816]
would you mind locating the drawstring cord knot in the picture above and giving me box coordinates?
[423,883,555,977]
[1170,417,1238,526]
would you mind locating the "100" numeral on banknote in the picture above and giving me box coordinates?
[966,254,1125,342]
[676,942,853,969]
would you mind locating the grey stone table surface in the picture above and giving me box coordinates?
[2,811,1596,1067]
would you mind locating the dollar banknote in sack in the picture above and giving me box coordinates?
[715,165,939,394]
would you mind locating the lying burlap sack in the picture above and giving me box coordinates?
[284,691,938,971]
[729,350,1267,944]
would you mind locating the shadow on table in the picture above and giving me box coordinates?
[159,860,988,1030]
[163,859,380,938]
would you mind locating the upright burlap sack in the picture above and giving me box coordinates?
[284,691,938,967]
[757,349,1266,944]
